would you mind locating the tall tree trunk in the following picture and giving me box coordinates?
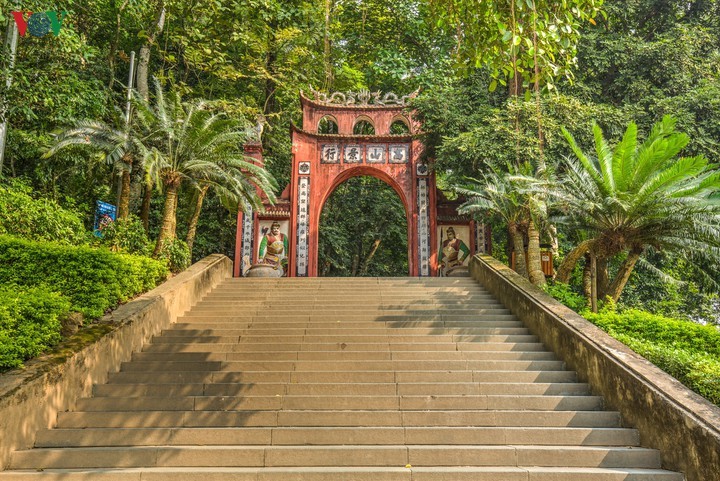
[509,222,529,279]
[359,239,381,276]
[323,0,333,90]
[263,48,278,117]
[107,0,130,89]
[137,1,166,101]
[597,257,609,299]
[351,254,359,277]
[170,191,178,240]
[118,166,131,219]
[556,239,594,283]
[606,248,643,302]
[153,181,178,257]
[141,174,152,232]
[526,220,545,286]
[582,253,592,299]
[531,0,545,173]
[185,184,209,253]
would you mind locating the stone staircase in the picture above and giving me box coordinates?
[1,278,683,480]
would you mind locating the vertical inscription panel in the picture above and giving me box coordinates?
[241,208,254,275]
[296,177,310,277]
[475,222,485,254]
[417,178,430,276]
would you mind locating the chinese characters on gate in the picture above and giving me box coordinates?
[296,178,310,276]
[321,144,408,164]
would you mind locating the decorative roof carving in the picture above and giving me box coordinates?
[307,88,417,107]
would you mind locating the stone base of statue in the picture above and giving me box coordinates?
[443,265,470,277]
[244,264,284,278]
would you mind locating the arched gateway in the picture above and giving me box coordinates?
[233,90,491,277]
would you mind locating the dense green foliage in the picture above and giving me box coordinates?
[96,216,152,255]
[0,235,168,318]
[584,309,720,405]
[0,182,86,244]
[0,286,71,369]
[318,176,408,277]
[542,281,588,312]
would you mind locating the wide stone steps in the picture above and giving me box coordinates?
[0,278,683,481]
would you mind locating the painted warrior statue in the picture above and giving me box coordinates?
[259,221,288,270]
[439,227,470,275]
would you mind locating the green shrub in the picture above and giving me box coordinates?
[157,238,191,273]
[584,309,720,357]
[0,235,168,318]
[613,334,720,406]
[543,281,588,312]
[0,182,86,244]
[97,216,152,255]
[584,309,720,406]
[0,286,71,370]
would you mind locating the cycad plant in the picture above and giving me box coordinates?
[555,115,720,301]
[136,81,277,257]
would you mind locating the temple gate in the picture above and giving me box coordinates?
[234,90,490,277]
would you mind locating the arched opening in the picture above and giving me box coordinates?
[318,175,408,276]
[353,119,376,135]
[317,115,339,134]
[390,118,410,135]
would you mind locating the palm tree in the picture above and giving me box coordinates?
[136,81,277,257]
[457,164,540,282]
[44,107,148,219]
[555,115,720,301]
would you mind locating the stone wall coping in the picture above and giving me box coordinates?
[470,254,720,481]
[0,254,232,469]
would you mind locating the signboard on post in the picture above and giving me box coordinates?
[93,201,117,237]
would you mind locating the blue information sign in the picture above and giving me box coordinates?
[93,201,117,237]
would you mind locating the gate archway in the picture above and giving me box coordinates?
[288,90,435,277]
[318,173,409,276]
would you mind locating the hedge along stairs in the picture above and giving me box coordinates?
[1,278,683,480]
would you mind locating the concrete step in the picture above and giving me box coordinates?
[33,427,640,448]
[202,292,495,298]
[93,382,589,398]
[142,341,547,353]
[195,300,506,307]
[106,370,579,385]
[149,334,541,344]
[0,466,685,481]
[185,311,515,319]
[73,394,603,412]
[129,351,557,362]
[172,319,525,329]
[12,443,653,469]
[117,359,566,372]
[175,314,518,323]
[160,325,529,335]
[56,409,621,429]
